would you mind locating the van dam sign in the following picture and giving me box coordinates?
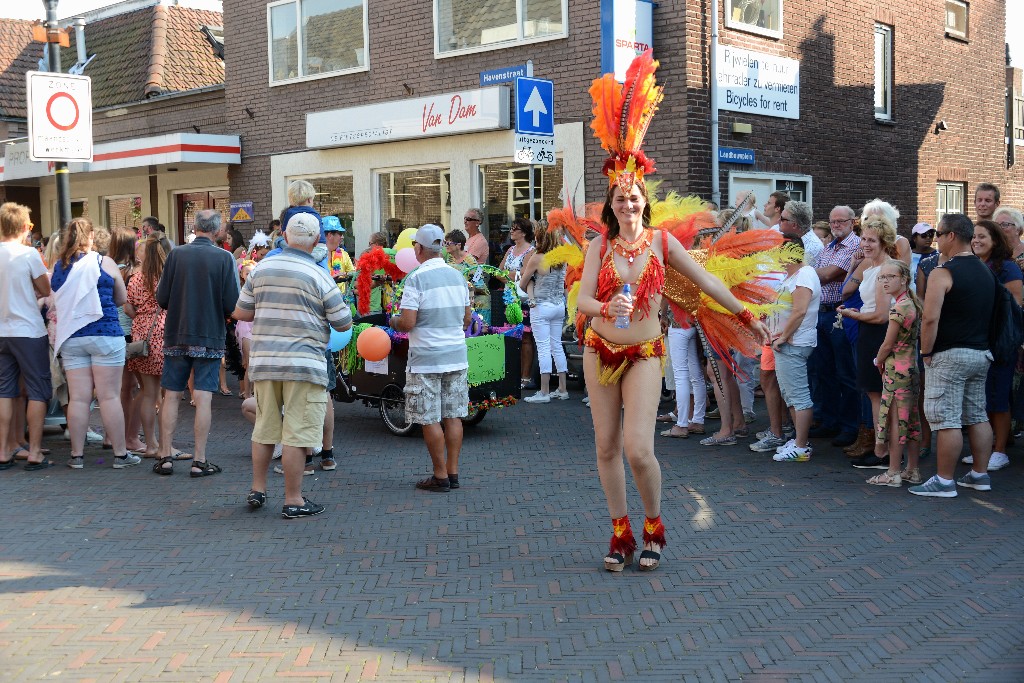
[715,46,800,120]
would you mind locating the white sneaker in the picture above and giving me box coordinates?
[272,443,283,460]
[550,389,570,400]
[962,452,1010,470]
[523,392,551,404]
[64,429,104,443]
[582,396,590,406]
[775,438,796,453]
[988,452,1010,470]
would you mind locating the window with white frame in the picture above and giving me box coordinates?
[936,182,965,221]
[435,0,566,56]
[873,23,893,120]
[268,0,367,84]
[725,0,782,40]
[945,0,968,39]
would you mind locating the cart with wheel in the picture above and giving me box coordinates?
[331,314,522,436]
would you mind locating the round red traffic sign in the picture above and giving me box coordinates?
[45,91,80,131]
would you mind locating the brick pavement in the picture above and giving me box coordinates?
[1,388,1022,682]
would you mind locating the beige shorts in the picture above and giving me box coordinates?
[252,380,327,448]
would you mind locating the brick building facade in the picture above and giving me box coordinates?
[223,0,1021,258]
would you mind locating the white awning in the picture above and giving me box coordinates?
[1,133,240,182]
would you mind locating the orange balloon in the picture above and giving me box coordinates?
[356,326,391,362]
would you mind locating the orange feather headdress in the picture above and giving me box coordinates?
[589,49,664,195]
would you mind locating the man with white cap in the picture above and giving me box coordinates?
[909,222,936,292]
[233,212,352,518]
[391,224,472,492]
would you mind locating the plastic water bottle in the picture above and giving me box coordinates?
[615,283,632,329]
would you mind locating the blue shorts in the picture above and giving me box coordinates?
[0,336,52,402]
[161,355,221,393]
[61,335,125,371]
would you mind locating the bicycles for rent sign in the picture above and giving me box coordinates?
[26,71,93,162]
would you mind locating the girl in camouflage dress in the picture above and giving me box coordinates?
[867,260,923,487]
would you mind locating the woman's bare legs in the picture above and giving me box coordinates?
[139,373,163,457]
[585,351,664,568]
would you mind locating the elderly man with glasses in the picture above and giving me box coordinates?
[805,206,862,448]
[463,208,489,265]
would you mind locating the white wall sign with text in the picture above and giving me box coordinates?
[715,46,800,120]
[26,71,93,162]
[306,87,510,149]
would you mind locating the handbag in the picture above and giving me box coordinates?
[126,312,160,360]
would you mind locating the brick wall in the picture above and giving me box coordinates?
[91,87,229,144]
[223,0,1021,234]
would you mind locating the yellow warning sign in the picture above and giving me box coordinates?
[231,205,252,222]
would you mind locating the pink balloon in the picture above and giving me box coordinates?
[395,247,419,273]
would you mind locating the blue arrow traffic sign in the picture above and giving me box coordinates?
[515,77,554,136]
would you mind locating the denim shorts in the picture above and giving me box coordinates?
[774,342,814,411]
[60,335,125,371]
[161,355,221,393]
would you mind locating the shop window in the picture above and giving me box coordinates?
[378,168,451,246]
[476,159,564,266]
[727,172,812,213]
[874,23,893,121]
[104,195,142,230]
[268,0,368,85]
[71,199,89,219]
[299,175,356,255]
[945,0,968,40]
[435,0,566,56]
[725,0,782,40]
[176,190,230,245]
[936,182,965,221]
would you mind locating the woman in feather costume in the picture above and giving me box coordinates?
[579,50,770,573]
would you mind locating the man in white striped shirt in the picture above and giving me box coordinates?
[391,225,472,492]
[233,213,352,518]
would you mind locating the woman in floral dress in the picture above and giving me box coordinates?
[126,235,172,459]
[866,260,922,487]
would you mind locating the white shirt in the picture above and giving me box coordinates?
[771,266,821,347]
[801,231,823,268]
[0,242,47,338]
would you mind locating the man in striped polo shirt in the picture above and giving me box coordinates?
[233,213,352,518]
[391,225,472,492]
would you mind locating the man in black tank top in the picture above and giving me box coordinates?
[913,214,995,498]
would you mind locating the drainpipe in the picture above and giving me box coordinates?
[73,17,86,66]
[709,0,721,207]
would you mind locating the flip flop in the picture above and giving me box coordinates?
[219,389,233,396]
[16,445,50,457]
[24,458,55,471]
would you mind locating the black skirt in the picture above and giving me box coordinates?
[856,321,887,393]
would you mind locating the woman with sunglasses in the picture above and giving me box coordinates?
[499,218,537,388]
[445,230,491,323]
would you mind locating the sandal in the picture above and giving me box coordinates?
[246,490,266,509]
[153,456,174,475]
[190,460,222,478]
[660,426,688,438]
[638,546,662,571]
[0,458,15,470]
[604,552,633,572]
[24,458,55,471]
[687,423,706,435]
[171,450,193,461]
[866,471,902,487]
[899,467,922,484]
[656,411,677,423]
[219,389,233,396]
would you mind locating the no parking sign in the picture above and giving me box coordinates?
[26,71,93,162]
